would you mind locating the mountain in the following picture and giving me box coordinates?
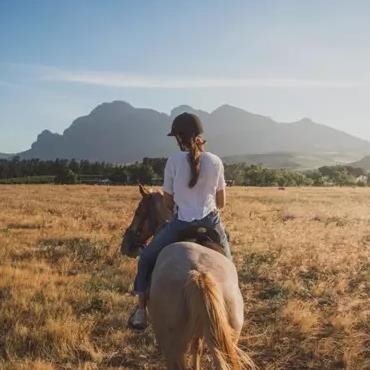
[349,156,370,170]
[17,101,370,164]
[20,101,174,162]
[223,152,362,170]
[171,105,370,157]
[0,153,13,159]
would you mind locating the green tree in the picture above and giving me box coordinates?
[54,167,78,184]
[126,163,156,184]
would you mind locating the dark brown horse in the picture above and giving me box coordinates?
[121,185,255,370]
[121,186,171,257]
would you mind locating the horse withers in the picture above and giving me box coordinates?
[121,185,255,370]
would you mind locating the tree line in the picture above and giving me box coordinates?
[0,156,368,186]
[0,157,163,185]
[224,163,368,186]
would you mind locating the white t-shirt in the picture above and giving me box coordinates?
[163,151,226,222]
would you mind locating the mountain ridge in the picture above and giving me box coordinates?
[0,153,13,159]
[11,100,370,164]
[349,156,370,170]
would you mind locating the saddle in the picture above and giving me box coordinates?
[177,226,226,256]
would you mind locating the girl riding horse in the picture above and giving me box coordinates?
[129,112,231,329]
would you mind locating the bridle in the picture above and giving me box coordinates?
[124,194,162,249]
[121,190,173,258]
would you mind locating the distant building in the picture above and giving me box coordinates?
[79,175,112,185]
[355,175,368,185]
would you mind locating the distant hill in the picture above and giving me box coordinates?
[223,152,362,170]
[349,156,370,170]
[223,152,300,169]
[15,101,370,165]
[0,153,13,159]
[170,105,370,157]
[20,102,174,162]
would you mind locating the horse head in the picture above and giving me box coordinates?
[120,184,171,258]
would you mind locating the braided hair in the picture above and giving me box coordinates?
[176,134,201,188]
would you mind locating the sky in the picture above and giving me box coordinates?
[1,0,370,153]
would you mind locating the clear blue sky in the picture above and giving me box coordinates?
[1,0,370,152]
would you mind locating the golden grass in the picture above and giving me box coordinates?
[0,185,369,369]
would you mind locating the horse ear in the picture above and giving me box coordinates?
[139,183,149,197]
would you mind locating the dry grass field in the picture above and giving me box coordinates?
[0,185,369,370]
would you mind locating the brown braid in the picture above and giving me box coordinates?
[176,134,202,188]
[188,137,201,188]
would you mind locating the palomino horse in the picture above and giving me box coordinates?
[121,185,255,370]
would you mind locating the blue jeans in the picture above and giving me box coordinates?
[133,210,231,295]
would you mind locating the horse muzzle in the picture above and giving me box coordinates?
[120,231,144,258]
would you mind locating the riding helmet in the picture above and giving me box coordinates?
[168,112,204,137]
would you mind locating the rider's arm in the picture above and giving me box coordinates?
[216,158,226,209]
[216,188,226,209]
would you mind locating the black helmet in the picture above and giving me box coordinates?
[168,112,204,137]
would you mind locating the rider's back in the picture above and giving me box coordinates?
[163,151,226,222]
